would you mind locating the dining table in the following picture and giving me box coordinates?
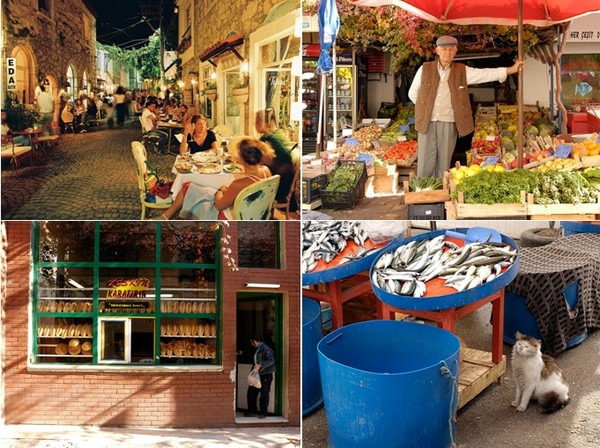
[13,128,46,161]
[157,121,184,154]
[170,154,246,195]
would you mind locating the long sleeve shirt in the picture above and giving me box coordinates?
[409,63,508,123]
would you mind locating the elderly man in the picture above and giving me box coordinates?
[409,35,523,178]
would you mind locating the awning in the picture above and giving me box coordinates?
[199,33,245,66]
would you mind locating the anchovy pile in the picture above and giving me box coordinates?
[371,234,517,298]
[302,221,379,273]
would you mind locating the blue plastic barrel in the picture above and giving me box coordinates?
[561,221,600,236]
[504,280,587,348]
[302,298,323,416]
[318,320,460,448]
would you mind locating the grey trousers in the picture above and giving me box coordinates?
[417,121,457,178]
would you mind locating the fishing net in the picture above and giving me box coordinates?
[506,233,600,355]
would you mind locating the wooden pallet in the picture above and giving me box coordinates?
[458,348,506,409]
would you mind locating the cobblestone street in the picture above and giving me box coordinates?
[1,121,175,220]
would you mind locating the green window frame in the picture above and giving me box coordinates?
[31,222,222,367]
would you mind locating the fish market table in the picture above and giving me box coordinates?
[303,238,386,330]
[371,229,521,409]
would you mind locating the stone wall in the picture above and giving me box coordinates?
[2,0,96,94]
[182,0,282,74]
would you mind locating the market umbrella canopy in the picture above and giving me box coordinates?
[349,1,600,26]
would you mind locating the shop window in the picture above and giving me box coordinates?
[39,222,95,262]
[160,222,217,264]
[237,222,279,269]
[100,221,156,262]
[32,222,220,367]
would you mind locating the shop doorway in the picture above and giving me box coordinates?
[236,293,282,416]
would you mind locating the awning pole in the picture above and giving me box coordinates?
[517,0,524,169]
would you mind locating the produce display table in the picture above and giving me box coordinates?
[370,229,521,409]
[303,239,387,329]
[506,233,600,355]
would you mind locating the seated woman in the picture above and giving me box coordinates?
[254,109,295,205]
[179,114,218,155]
[1,109,30,146]
[152,137,274,220]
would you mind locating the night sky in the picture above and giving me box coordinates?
[88,0,177,49]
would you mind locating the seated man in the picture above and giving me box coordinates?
[141,98,169,152]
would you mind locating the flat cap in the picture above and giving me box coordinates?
[436,35,458,47]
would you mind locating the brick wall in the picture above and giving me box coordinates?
[2,221,300,428]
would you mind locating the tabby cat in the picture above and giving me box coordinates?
[511,332,570,413]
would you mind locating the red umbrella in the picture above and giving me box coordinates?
[350,0,600,167]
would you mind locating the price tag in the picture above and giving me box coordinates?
[408,117,415,124]
[397,135,407,142]
[481,156,499,167]
[398,124,410,133]
[485,135,497,142]
[554,144,573,159]
[342,128,353,137]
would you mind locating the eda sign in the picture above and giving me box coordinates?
[6,58,17,91]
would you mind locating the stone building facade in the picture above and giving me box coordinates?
[2,0,97,125]
[176,0,300,137]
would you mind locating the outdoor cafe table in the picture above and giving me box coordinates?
[157,121,184,154]
[170,157,235,198]
[14,128,45,161]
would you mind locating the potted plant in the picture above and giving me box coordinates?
[203,82,217,101]
[231,77,249,103]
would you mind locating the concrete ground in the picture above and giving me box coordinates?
[1,424,301,448]
[1,119,176,220]
[302,281,600,447]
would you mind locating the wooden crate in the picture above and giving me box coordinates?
[403,178,450,204]
[458,348,506,409]
[526,193,600,219]
[445,191,527,219]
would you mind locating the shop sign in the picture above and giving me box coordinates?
[106,278,151,299]
[6,58,17,91]
[302,44,353,65]
[104,301,150,310]
[567,14,600,42]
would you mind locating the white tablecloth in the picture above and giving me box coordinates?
[171,172,234,197]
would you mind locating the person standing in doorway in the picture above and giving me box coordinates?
[36,86,55,135]
[246,335,275,419]
[408,35,523,178]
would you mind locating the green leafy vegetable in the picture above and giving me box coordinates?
[409,177,443,192]
[325,163,364,192]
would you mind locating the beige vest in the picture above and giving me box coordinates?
[414,62,474,137]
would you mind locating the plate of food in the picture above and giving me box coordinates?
[223,162,244,173]
[175,161,193,173]
[195,163,222,174]
[192,152,220,164]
